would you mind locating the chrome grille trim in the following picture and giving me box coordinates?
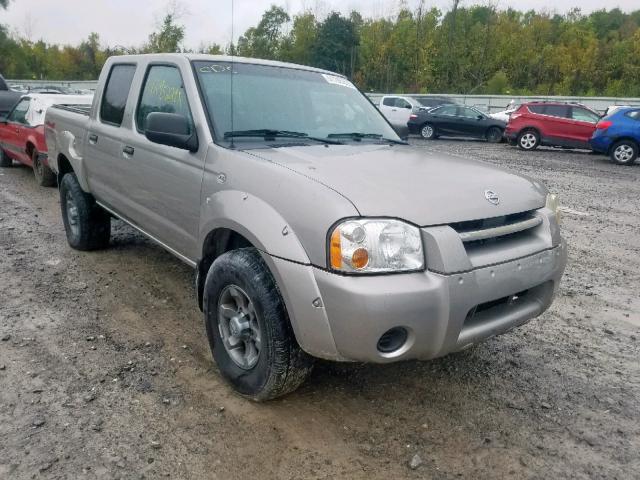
[457,216,542,243]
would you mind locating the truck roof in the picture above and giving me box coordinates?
[109,53,345,78]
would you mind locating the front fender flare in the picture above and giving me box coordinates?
[199,190,311,264]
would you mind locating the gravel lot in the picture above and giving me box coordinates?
[1,138,639,479]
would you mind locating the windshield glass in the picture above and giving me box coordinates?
[192,61,400,146]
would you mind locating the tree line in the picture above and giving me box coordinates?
[2,1,640,97]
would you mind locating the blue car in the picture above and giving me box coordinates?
[590,107,640,165]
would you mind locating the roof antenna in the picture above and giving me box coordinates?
[230,0,235,149]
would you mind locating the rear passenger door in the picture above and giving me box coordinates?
[540,104,571,145]
[84,63,137,211]
[118,63,205,258]
[431,105,460,134]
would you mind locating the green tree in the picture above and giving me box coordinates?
[312,12,358,77]
[144,14,185,53]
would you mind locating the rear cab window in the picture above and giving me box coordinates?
[136,64,194,134]
[382,97,397,107]
[100,64,137,126]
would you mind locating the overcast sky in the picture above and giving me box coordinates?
[1,0,637,49]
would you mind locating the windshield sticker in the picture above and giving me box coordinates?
[199,64,232,74]
[322,74,356,89]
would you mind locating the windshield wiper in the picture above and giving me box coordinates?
[224,129,342,145]
[327,132,407,144]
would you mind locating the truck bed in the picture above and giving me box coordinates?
[50,104,92,116]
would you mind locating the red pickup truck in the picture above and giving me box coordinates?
[0,93,93,186]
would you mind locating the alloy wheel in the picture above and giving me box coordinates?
[65,191,80,239]
[520,132,537,149]
[217,285,262,370]
[614,144,634,163]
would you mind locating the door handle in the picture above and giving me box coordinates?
[122,146,135,156]
[88,133,98,144]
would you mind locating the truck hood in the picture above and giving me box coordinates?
[248,144,547,226]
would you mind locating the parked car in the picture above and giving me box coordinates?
[0,73,23,117]
[408,104,506,142]
[378,95,455,133]
[603,105,637,117]
[489,102,520,123]
[505,102,601,151]
[45,54,566,400]
[0,93,93,185]
[590,107,640,165]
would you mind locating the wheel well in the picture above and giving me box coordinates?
[25,142,35,157]
[518,127,540,138]
[57,154,73,183]
[196,228,253,311]
[608,137,639,154]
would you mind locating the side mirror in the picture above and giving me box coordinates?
[477,114,484,120]
[144,112,198,152]
[404,104,412,109]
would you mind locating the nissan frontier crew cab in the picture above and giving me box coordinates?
[45,54,567,401]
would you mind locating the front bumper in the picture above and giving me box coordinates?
[268,240,567,363]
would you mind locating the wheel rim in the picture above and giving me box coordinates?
[421,125,433,138]
[614,144,634,162]
[34,156,43,178]
[65,190,80,238]
[217,285,261,370]
[520,133,536,149]
[488,128,500,142]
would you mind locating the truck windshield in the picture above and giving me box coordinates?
[192,61,400,146]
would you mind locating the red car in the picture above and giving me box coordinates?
[505,101,601,151]
[0,94,93,186]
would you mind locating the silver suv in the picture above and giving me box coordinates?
[45,54,567,400]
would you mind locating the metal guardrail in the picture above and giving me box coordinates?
[7,79,99,91]
[8,80,640,113]
[366,93,640,114]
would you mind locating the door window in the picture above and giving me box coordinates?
[100,64,137,126]
[396,98,412,109]
[435,105,457,116]
[571,107,599,123]
[543,105,570,119]
[528,105,545,114]
[136,65,194,133]
[8,98,30,124]
[458,107,481,119]
[382,97,397,107]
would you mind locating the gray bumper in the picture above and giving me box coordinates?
[267,240,567,363]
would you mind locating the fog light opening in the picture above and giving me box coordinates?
[377,327,408,353]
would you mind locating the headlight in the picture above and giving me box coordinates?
[329,219,424,273]
[546,193,561,224]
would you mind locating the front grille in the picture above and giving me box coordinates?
[451,210,541,247]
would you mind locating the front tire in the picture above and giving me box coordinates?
[32,150,56,187]
[203,248,314,401]
[420,123,437,140]
[517,129,540,150]
[0,149,11,167]
[610,140,638,165]
[59,173,111,250]
[486,126,503,143]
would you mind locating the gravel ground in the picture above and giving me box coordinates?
[0,138,639,480]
